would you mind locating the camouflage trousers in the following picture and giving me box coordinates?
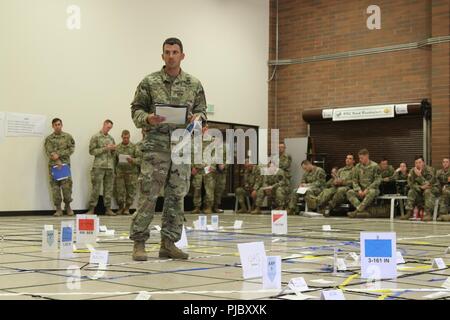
[288,187,321,211]
[439,188,450,215]
[130,151,190,242]
[48,166,73,207]
[88,167,114,208]
[114,172,138,208]
[204,171,226,208]
[405,188,437,213]
[235,187,253,206]
[256,186,288,208]
[317,186,350,209]
[347,188,379,211]
[191,172,204,208]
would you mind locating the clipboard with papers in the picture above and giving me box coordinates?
[154,104,188,125]
[51,164,71,181]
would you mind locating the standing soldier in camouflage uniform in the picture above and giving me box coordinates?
[129,38,207,261]
[251,162,288,214]
[316,154,355,215]
[114,130,141,215]
[379,158,395,194]
[44,118,75,216]
[347,149,381,218]
[436,158,450,221]
[203,136,228,214]
[287,160,326,214]
[190,136,206,214]
[212,139,229,213]
[401,155,439,221]
[87,120,116,216]
[279,142,292,180]
[235,159,261,213]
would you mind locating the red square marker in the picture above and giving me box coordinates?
[79,219,94,231]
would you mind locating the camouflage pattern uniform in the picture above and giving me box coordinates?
[346,161,381,213]
[289,166,326,212]
[44,132,75,209]
[436,168,450,216]
[255,167,288,209]
[392,170,409,195]
[88,131,116,209]
[235,165,262,212]
[279,153,292,180]
[114,142,141,210]
[317,165,354,210]
[129,67,207,243]
[190,139,206,211]
[405,166,439,216]
[379,164,395,194]
[203,140,229,212]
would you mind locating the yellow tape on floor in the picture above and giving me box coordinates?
[338,273,359,289]
[377,291,392,300]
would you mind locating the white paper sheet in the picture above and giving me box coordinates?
[6,112,47,137]
[118,154,130,163]
[155,105,187,125]
[0,112,5,143]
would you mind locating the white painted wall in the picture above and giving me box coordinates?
[0,0,269,211]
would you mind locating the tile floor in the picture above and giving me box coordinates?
[0,212,448,300]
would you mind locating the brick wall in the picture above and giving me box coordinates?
[269,0,449,166]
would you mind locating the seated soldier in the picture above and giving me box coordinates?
[401,155,439,221]
[251,162,288,214]
[235,159,261,213]
[379,158,396,194]
[287,160,326,214]
[346,149,381,218]
[392,161,409,196]
[316,154,355,216]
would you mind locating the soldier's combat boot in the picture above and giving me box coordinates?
[213,206,224,213]
[86,207,95,215]
[132,241,147,261]
[437,214,450,221]
[356,211,370,218]
[192,207,201,214]
[105,208,116,216]
[65,203,74,216]
[54,205,63,217]
[122,205,131,215]
[116,205,125,215]
[159,237,188,259]
[251,207,261,215]
[400,210,412,220]
[203,206,213,215]
[422,212,432,221]
[347,210,357,218]
[306,196,318,211]
[237,200,248,213]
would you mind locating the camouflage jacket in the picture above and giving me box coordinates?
[435,168,450,191]
[44,132,75,166]
[130,67,207,153]
[301,166,326,189]
[259,167,288,190]
[327,166,354,188]
[239,165,262,192]
[380,165,395,180]
[392,170,408,181]
[115,142,141,174]
[89,131,116,169]
[352,161,381,191]
[407,166,439,193]
[279,153,292,174]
